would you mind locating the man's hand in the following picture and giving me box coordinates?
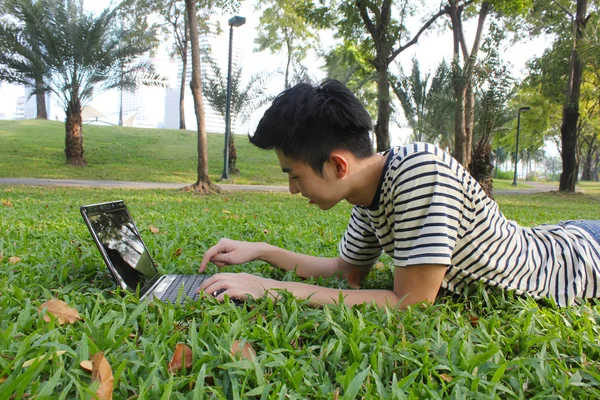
[199,238,265,272]
[197,272,275,301]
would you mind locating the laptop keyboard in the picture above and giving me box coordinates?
[162,275,206,303]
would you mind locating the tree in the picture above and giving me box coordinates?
[390,59,455,149]
[444,0,532,170]
[184,0,220,193]
[469,36,515,197]
[255,0,317,90]
[203,56,273,174]
[3,0,165,166]
[0,0,48,119]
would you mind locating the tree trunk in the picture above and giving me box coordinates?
[464,82,474,167]
[64,100,86,166]
[284,38,292,90]
[375,65,391,152]
[35,78,47,119]
[179,20,188,130]
[179,44,187,130]
[228,134,239,174]
[469,138,493,198]
[559,0,587,192]
[184,0,218,194]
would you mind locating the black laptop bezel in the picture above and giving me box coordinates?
[80,200,162,297]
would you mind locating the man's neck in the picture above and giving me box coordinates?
[345,153,388,206]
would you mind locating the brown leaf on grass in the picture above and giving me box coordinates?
[440,373,454,383]
[221,210,231,214]
[149,225,160,234]
[2,200,12,207]
[91,352,114,400]
[263,229,269,234]
[8,256,21,264]
[469,316,480,327]
[173,248,183,257]
[80,360,93,372]
[230,340,256,360]
[0,376,5,384]
[38,299,81,325]
[332,388,339,400]
[347,268,361,289]
[168,343,193,373]
[21,350,67,368]
[374,262,386,270]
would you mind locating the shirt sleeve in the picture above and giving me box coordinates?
[392,151,465,267]
[339,206,382,266]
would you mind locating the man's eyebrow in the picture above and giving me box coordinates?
[282,167,292,173]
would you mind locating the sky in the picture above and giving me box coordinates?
[0,0,552,147]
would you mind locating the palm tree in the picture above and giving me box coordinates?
[0,0,49,119]
[203,56,273,174]
[6,0,164,166]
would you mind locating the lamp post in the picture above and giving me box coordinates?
[221,15,246,180]
[512,106,531,186]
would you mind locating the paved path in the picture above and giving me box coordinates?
[0,177,574,195]
[0,177,289,192]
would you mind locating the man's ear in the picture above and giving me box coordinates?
[330,153,350,178]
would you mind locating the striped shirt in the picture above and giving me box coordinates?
[339,143,600,306]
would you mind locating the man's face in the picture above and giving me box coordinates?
[276,150,343,210]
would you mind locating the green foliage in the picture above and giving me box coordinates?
[1,186,600,397]
[0,120,286,185]
[391,59,455,150]
[202,56,274,131]
[322,42,378,117]
[254,0,317,89]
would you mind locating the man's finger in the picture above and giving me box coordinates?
[199,245,223,272]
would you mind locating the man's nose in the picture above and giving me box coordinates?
[288,177,300,194]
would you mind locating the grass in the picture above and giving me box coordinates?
[0,120,286,186]
[1,186,600,398]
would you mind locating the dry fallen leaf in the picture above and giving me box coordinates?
[221,210,231,214]
[347,268,361,289]
[91,352,113,400]
[21,350,67,368]
[38,299,81,325]
[80,360,93,372]
[469,316,480,327]
[230,340,256,360]
[0,376,5,384]
[333,388,339,400]
[2,200,12,207]
[263,229,269,234]
[149,225,160,234]
[440,373,454,383]
[8,256,21,264]
[173,248,183,257]
[168,343,193,373]
[374,262,386,270]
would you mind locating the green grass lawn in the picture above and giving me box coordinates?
[0,120,286,186]
[1,186,600,398]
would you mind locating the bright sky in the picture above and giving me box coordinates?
[0,0,552,147]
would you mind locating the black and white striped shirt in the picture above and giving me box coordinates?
[339,143,600,306]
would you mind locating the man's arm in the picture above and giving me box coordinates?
[199,238,371,281]
[199,263,447,308]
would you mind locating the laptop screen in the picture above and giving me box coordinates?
[82,201,159,292]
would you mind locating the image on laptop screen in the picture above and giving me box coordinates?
[86,206,158,292]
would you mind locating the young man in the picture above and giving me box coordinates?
[198,80,600,308]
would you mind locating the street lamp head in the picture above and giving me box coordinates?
[519,106,531,112]
[229,16,246,27]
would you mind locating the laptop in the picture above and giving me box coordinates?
[80,200,209,303]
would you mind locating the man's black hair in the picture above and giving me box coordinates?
[250,79,374,175]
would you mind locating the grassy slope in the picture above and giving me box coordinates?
[1,186,600,397]
[0,120,285,185]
